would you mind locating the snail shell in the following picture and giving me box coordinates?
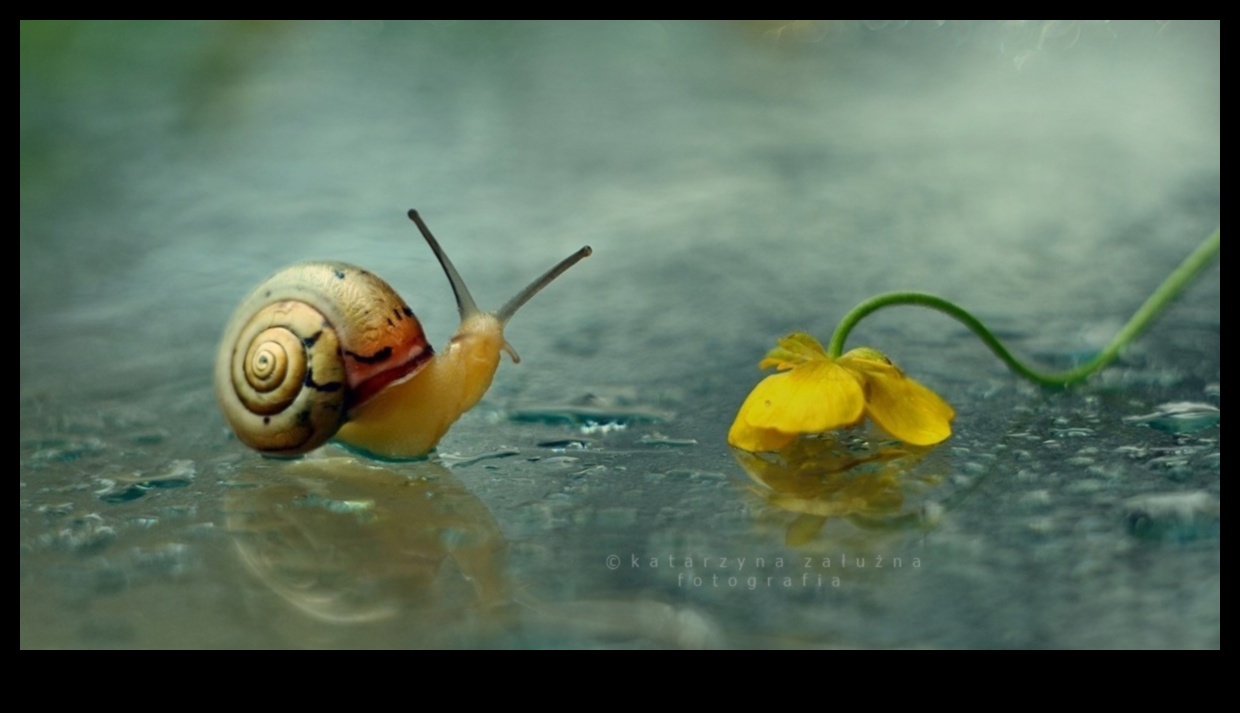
[215,263,433,456]
[216,209,592,460]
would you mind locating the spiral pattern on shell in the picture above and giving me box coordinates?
[215,262,432,457]
[221,300,348,454]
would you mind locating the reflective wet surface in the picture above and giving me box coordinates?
[21,21,1219,648]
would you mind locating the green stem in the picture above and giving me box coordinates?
[826,228,1220,387]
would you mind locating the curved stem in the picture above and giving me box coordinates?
[826,228,1220,388]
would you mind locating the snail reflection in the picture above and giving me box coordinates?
[732,431,949,546]
[225,456,510,645]
[225,456,724,648]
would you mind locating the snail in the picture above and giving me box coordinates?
[215,209,592,459]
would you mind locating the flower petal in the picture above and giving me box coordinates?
[741,360,866,434]
[727,421,798,453]
[855,366,955,446]
[758,332,830,371]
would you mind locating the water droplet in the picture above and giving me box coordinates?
[666,469,728,480]
[1123,402,1220,434]
[1005,431,1041,442]
[537,438,592,449]
[439,448,520,468]
[1085,464,1124,479]
[295,493,375,518]
[1064,479,1106,494]
[97,482,149,503]
[128,430,168,446]
[36,502,74,517]
[921,501,945,525]
[43,514,116,554]
[94,460,198,502]
[579,421,628,435]
[1019,490,1053,508]
[1144,454,1192,469]
[539,456,581,469]
[30,437,106,462]
[1052,427,1095,438]
[1123,491,1219,542]
[509,404,670,426]
[1025,517,1055,534]
[158,504,198,520]
[637,433,698,447]
[136,459,196,487]
[131,543,194,578]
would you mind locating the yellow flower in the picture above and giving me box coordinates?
[727,333,954,452]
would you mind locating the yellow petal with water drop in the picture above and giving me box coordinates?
[758,332,830,371]
[741,360,866,434]
[852,363,955,446]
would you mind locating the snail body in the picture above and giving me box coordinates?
[215,210,591,459]
[333,310,505,458]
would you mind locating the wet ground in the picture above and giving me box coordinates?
[20,21,1219,648]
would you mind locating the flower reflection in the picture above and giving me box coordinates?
[732,431,947,545]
